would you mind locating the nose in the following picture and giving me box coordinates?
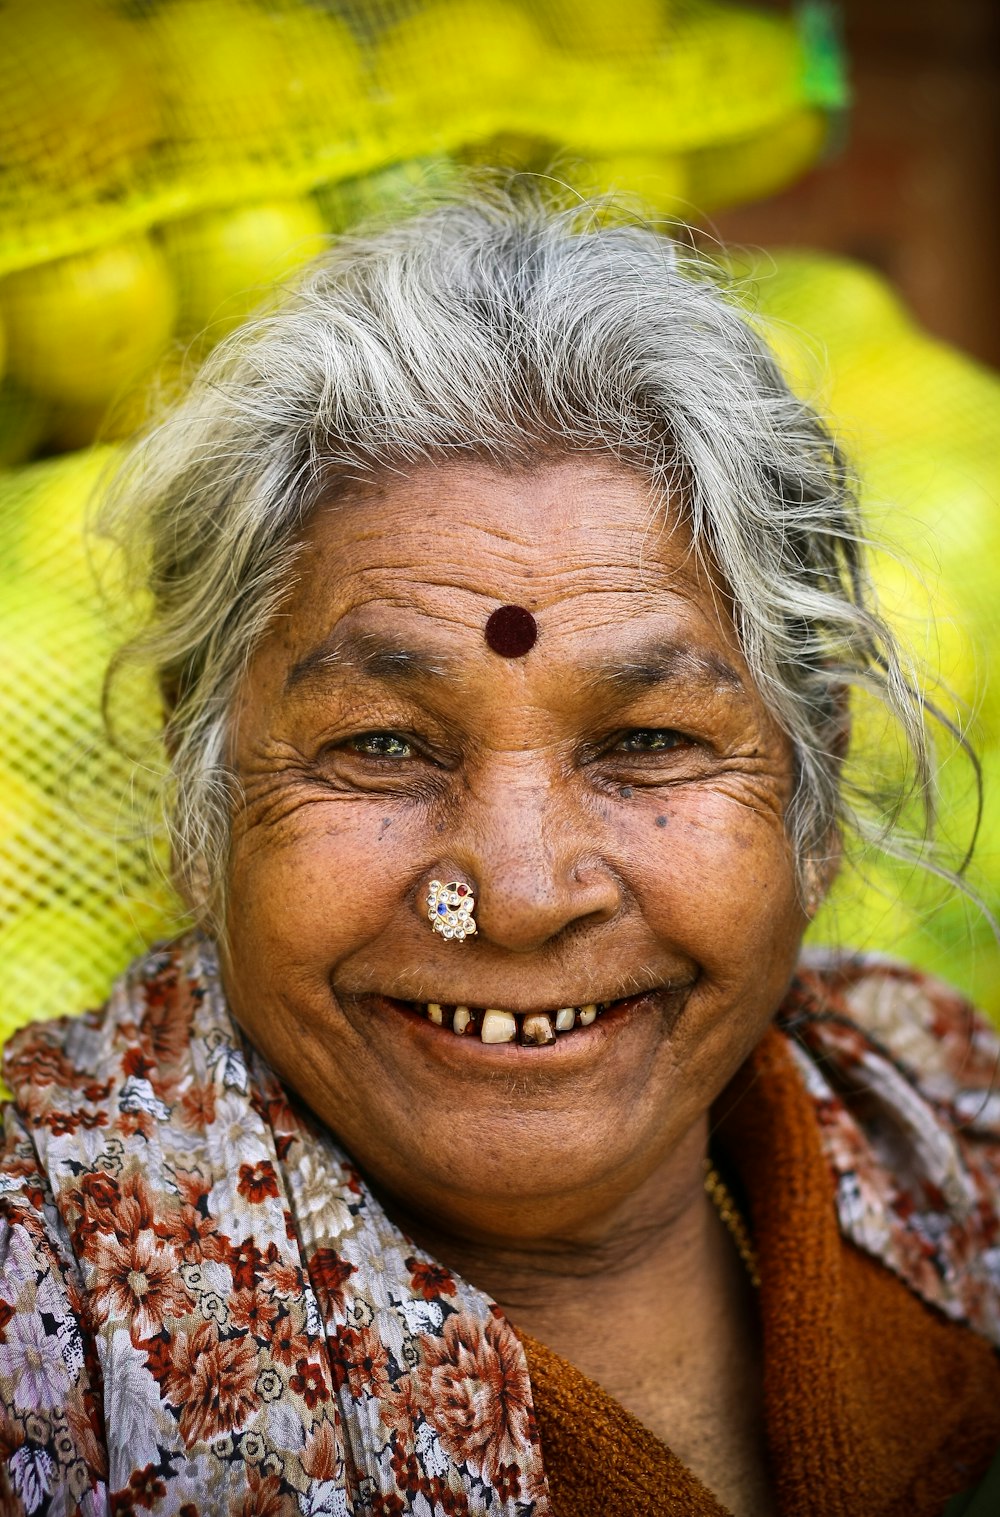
[443,763,623,953]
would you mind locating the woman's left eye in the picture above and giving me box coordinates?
[347,732,414,759]
[616,728,693,753]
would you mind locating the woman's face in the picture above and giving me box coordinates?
[222,457,809,1246]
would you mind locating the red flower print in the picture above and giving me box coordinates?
[416,1313,534,1488]
[289,1356,330,1410]
[228,1289,280,1339]
[269,1321,312,1369]
[179,1081,217,1129]
[378,1376,423,1441]
[155,1202,231,1267]
[174,1170,211,1209]
[300,1419,341,1481]
[138,979,196,1070]
[307,1248,355,1319]
[119,1110,156,1140]
[89,1230,192,1341]
[43,1111,81,1136]
[370,1496,405,1517]
[139,1334,173,1386]
[229,1240,264,1290]
[329,1325,392,1402]
[405,1256,457,1301]
[161,1321,259,1446]
[495,1462,522,1502]
[390,1444,426,1496]
[127,1463,167,1508]
[71,1170,156,1253]
[250,1088,300,1133]
[68,1395,107,1478]
[231,1470,286,1517]
[122,1048,157,1082]
[260,1252,302,1300]
[237,1161,280,1204]
[79,1171,121,1210]
[3,1035,77,1090]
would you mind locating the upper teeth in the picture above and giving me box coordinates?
[481,1009,518,1044]
[418,1001,609,1044]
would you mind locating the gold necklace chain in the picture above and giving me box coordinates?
[704,1162,761,1288]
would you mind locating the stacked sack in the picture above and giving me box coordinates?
[0,0,842,463]
[745,257,1000,1014]
[0,445,174,1032]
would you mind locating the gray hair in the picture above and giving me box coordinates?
[101,178,967,929]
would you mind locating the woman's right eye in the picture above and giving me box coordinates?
[616,728,694,754]
[347,732,414,759]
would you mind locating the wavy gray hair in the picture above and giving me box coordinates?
[102,179,958,928]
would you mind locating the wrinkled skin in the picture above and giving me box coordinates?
[220,457,815,1516]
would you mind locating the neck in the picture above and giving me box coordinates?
[380,1115,769,1512]
[383,1117,735,1344]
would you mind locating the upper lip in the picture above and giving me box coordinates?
[371,985,681,1014]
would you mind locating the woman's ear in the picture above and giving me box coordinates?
[803,839,841,920]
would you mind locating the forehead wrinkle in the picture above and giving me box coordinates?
[283,626,453,695]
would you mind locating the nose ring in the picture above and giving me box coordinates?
[427,880,477,942]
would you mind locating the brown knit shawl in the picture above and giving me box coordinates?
[523,1027,1000,1517]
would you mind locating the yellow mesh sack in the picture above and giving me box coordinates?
[0,0,842,270]
[0,448,178,1035]
[739,254,1000,1015]
[0,0,845,461]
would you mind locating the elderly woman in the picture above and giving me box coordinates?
[0,186,998,1517]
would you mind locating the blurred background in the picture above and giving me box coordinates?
[716,0,1000,365]
[0,0,997,1040]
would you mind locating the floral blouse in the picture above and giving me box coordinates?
[0,935,996,1516]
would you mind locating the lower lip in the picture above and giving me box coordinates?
[364,988,688,1065]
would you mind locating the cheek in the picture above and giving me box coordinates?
[225,799,424,978]
[632,791,803,971]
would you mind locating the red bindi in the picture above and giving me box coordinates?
[484,605,537,658]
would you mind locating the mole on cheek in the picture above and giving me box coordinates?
[655,815,668,827]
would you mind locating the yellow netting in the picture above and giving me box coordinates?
[0,250,997,1042]
[742,260,1000,1014]
[0,0,843,463]
[0,444,177,1035]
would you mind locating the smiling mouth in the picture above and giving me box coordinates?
[386,994,656,1046]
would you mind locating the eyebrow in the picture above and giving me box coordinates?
[584,639,746,696]
[284,629,453,694]
[284,627,746,701]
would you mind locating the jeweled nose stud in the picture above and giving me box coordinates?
[427,880,477,942]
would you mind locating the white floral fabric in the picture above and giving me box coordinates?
[0,935,994,1515]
